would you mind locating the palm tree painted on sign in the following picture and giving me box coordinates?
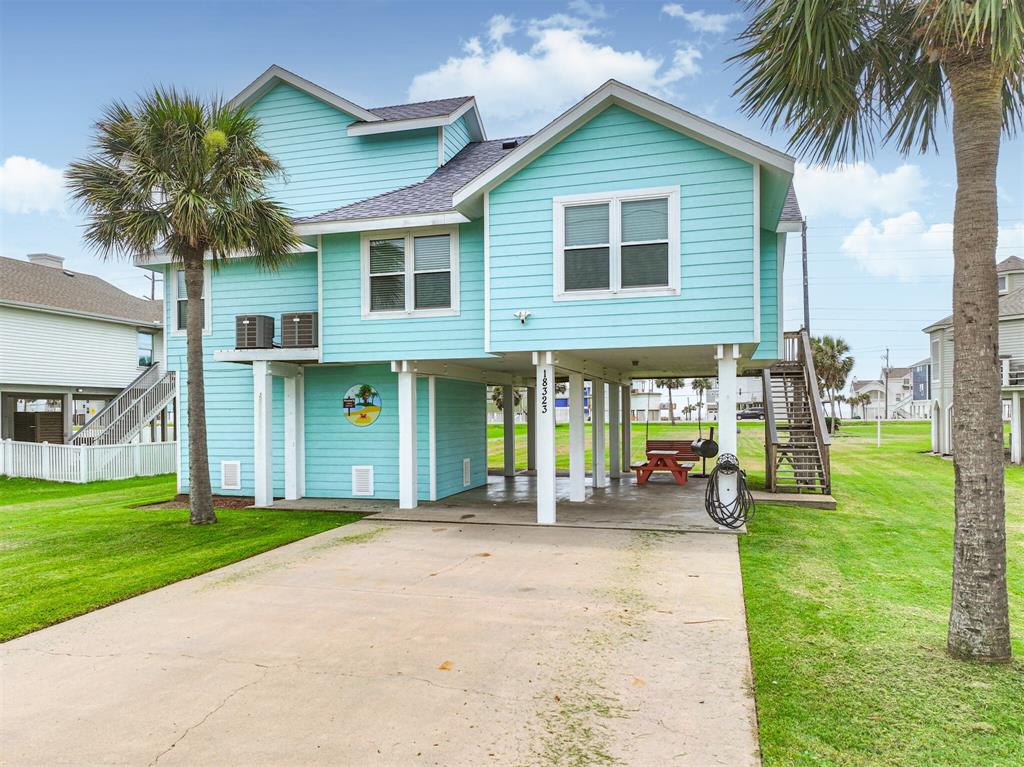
[67,89,300,525]
[732,0,1021,662]
[655,378,685,424]
[357,384,376,407]
[811,335,855,434]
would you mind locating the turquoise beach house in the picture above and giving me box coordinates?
[140,66,813,523]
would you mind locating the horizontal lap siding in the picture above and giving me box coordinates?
[443,116,471,163]
[433,378,487,498]
[248,84,439,217]
[488,105,755,351]
[304,364,431,500]
[752,229,779,360]
[169,255,318,495]
[320,219,487,361]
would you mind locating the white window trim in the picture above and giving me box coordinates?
[997,274,1008,294]
[552,186,681,302]
[170,265,212,337]
[360,226,460,320]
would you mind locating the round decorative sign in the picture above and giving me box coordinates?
[343,384,382,427]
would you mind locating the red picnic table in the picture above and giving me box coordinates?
[632,450,695,486]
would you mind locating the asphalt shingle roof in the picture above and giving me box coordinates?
[0,256,162,325]
[998,255,1024,273]
[296,137,529,224]
[780,183,802,223]
[925,286,1024,330]
[366,96,473,122]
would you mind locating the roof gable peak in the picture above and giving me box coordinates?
[229,65,383,123]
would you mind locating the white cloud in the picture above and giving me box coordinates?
[568,0,608,19]
[408,12,702,135]
[0,156,65,215]
[795,162,927,220]
[840,212,1024,280]
[662,3,741,33]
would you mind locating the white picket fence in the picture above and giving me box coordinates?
[0,440,177,483]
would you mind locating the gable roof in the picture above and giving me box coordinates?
[231,66,485,140]
[294,138,527,233]
[852,379,883,392]
[924,286,1024,331]
[998,255,1024,273]
[0,256,162,327]
[452,79,796,220]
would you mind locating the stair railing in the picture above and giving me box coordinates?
[69,364,165,445]
[90,371,176,445]
[797,330,832,493]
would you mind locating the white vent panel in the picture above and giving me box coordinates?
[221,460,241,490]
[463,458,471,487]
[352,465,374,496]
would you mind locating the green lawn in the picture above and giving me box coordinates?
[489,419,1023,765]
[0,474,360,641]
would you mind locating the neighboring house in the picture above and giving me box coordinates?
[707,376,763,416]
[850,378,886,420]
[850,364,931,420]
[925,255,1024,463]
[0,254,169,443]
[630,381,663,422]
[137,66,812,519]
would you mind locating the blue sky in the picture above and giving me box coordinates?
[2,0,1022,381]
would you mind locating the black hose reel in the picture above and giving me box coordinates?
[704,452,755,529]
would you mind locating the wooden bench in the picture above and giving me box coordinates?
[631,450,694,486]
[644,439,700,464]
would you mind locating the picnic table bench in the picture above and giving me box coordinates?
[631,448,695,486]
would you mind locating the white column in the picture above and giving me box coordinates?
[398,369,418,509]
[591,379,607,488]
[534,353,556,524]
[1011,391,1022,465]
[715,345,739,506]
[284,370,304,500]
[568,372,586,502]
[526,387,536,472]
[503,384,516,477]
[621,384,632,472]
[608,383,621,480]
[253,360,273,507]
[62,392,73,443]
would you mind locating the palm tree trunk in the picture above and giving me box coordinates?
[945,53,1009,662]
[668,387,675,424]
[184,258,216,525]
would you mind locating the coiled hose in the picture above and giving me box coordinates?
[704,453,755,529]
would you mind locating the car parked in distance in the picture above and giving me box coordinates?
[738,407,765,420]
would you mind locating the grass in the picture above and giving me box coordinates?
[0,474,361,641]
[488,419,1023,764]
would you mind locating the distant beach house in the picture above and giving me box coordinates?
[137,65,832,520]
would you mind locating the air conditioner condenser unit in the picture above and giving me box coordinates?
[235,315,275,349]
[282,312,319,348]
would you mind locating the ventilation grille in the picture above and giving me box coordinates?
[235,315,275,349]
[463,458,471,487]
[281,312,319,348]
[221,460,241,490]
[352,465,374,496]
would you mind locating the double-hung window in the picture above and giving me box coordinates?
[137,331,154,367]
[172,268,209,335]
[554,186,680,300]
[362,228,459,318]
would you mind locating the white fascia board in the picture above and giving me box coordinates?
[0,300,162,329]
[229,65,382,123]
[550,351,628,386]
[391,360,525,386]
[214,348,319,364]
[347,98,480,137]
[294,211,471,236]
[453,80,795,210]
[777,221,803,233]
[134,242,316,268]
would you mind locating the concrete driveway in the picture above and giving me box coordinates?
[1,521,759,766]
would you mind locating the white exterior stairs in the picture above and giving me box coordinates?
[762,331,832,494]
[68,363,176,446]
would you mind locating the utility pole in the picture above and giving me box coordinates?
[882,348,890,420]
[145,271,162,301]
[801,217,810,334]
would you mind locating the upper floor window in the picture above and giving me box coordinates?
[171,267,211,336]
[361,228,460,318]
[553,186,680,301]
[137,332,154,367]
[998,274,1008,294]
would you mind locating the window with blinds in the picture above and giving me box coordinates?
[362,229,459,317]
[174,269,205,331]
[554,187,680,299]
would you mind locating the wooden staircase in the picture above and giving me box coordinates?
[67,363,176,446]
[762,331,831,494]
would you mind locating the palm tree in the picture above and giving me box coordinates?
[67,89,300,526]
[691,378,713,422]
[811,335,855,434]
[847,391,872,419]
[655,378,684,424]
[490,386,523,413]
[732,0,1020,662]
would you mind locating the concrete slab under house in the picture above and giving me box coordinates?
[138,66,834,526]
